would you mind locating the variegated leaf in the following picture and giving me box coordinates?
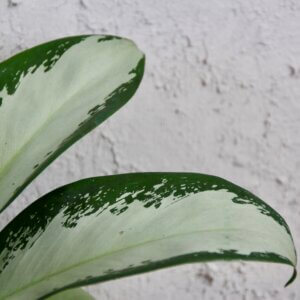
[46,288,94,300]
[0,35,145,212]
[0,173,296,299]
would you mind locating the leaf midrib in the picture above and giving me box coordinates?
[1,227,285,299]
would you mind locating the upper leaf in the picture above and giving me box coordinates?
[0,173,296,299]
[0,35,145,212]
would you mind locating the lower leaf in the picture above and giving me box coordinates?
[0,173,297,299]
[46,288,94,300]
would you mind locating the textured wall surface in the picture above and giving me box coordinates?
[0,0,299,299]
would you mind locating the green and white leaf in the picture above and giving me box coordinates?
[46,288,94,300]
[0,173,296,299]
[0,35,145,212]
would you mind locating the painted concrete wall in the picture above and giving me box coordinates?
[0,0,299,299]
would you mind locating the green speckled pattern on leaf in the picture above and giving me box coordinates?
[0,36,87,95]
[0,173,296,299]
[0,35,145,212]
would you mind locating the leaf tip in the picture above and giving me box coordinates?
[284,267,297,287]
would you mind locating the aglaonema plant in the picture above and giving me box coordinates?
[0,35,297,300]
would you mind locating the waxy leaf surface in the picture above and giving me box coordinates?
[0,35,145,212]
[0,173,296,299]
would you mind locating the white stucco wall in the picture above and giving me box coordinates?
[0,0,299,299]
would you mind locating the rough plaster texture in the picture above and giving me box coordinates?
[0,0,299,299]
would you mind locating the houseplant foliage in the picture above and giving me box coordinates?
[0,35,297,299]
